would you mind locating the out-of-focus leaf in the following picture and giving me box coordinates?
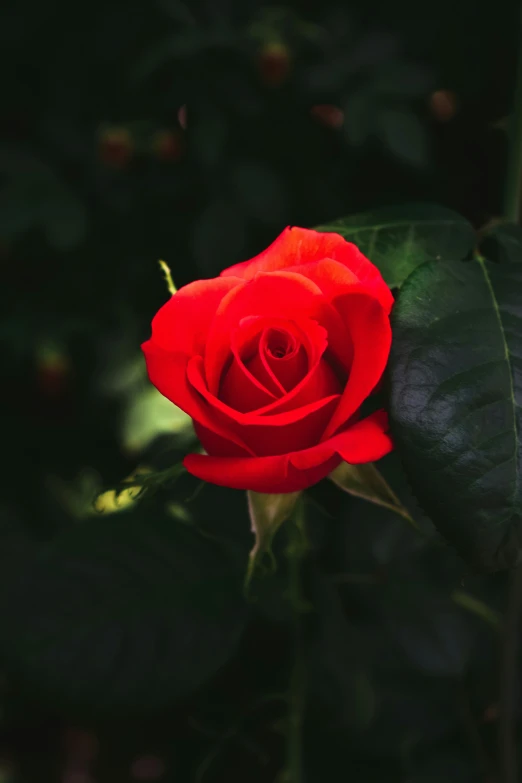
[378,549,478,676]
[41,189,87,250]
[316,204,475,288]
[347,30,400,71]
[307,569,376,730]
[131,34,205,84]
[376,108,428,167]
[0,183,41,239]
[155,0,196,25]
[191,201,246,276]
[388,256,522,571]
[0,510,248,714]
[343,88,374,146]
[232,162,286,224]
[192,108,227,169]
[451,590,501,629]
[0,148,87,249]
[402,741,479,783]
[480,221,522,263]
[97,352,146,399]
[373,62,434,98]
[122,385,194,455]
[131,30,237,85]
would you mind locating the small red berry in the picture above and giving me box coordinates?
[429,90,458,123]
[98,126,133,168]
[311,104,344,129]
[36,343,70,398]
[257,42,291,87]
[151,129,185,162]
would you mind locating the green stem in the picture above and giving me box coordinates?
[504,4,522,222]
[282,499,308,783]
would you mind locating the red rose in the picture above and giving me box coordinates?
[142,227,394,493]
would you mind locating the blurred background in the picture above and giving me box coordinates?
[0,0,519,781]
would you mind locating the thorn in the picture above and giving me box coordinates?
[158,259,176,295]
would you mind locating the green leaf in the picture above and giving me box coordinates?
[315,204,476,288]
[376,548,478,676]
[0,148,87,249]
[343,88,374,146]
[451,589,501,629]
[402,742,479,783]
[131,33,204,85]
[0,511,248,714]
[480,221,522,264]
[122,384,194,455]
[376,108,428,167]
[328,461,416,526]
[388,257,522,571]
[373,61,434,98]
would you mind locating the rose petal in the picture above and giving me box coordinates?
[220,226,393,312]
[204,271,351,395]
[147,276,243,355]
[235,316,326,398]
[290,258,359,301]
[184,410,392,492]
[192,422,252,458]
[253,354,341,416]
[258,328,308,391]
[222,315,342,416]
[142,342,254,455]
[321,291,392,440]
[187,355,340,456]
[219,353,279,412]
[291,410,392,470]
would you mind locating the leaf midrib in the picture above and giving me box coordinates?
[478,258,520,509]
[318,219,462,235]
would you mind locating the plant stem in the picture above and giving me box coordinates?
[282,499,308,783]
[504,4,522,222]
[500,564,522,783]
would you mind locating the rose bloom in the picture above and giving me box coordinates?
[142,227,394,493]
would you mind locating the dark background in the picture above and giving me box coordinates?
[0,0,518,781]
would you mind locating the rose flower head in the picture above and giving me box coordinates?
[142,227,394,493]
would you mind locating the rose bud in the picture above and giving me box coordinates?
[142,227,394,493]
[258,42,291,87]
[98,126,133,168]
[429,90,458,123]
[177,105,187,130]
[36,342,70,398]
[311,104,344,129]
[151,129,185,163]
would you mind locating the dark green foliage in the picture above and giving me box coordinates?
[0,0,517,778]
[0,507,248,714]
[388,254,522,570]
[317,204,475,288]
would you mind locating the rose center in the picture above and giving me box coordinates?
[264,328,297,361]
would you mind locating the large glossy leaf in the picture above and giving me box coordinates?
[480,222,522,264]
[388,257,522,571]
[315,204,475,288]
[0,510,248,714]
